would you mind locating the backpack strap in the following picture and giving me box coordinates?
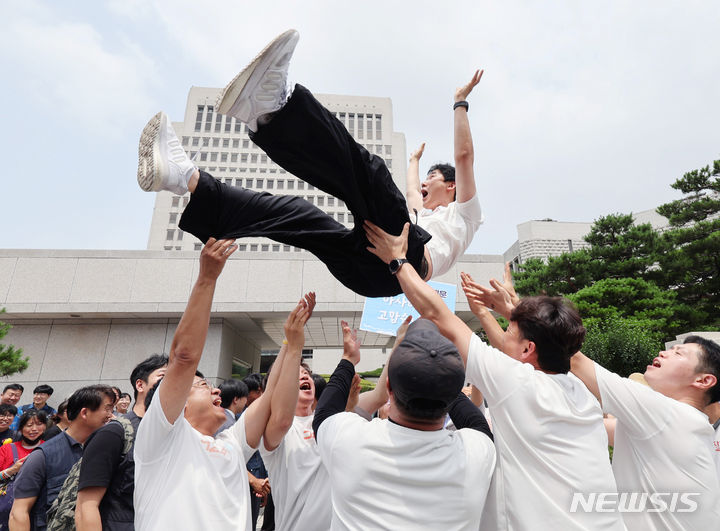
[109,417,135,456]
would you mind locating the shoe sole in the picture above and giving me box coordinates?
[137,111,168,192]
[216,29,299,119]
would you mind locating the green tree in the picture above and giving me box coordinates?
[581,316,660,377]
[656,158,720,328]
[568,278,694,342]
[0,309,30,377]
[514,251,593,297]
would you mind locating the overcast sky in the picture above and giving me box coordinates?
[2,0,719,255]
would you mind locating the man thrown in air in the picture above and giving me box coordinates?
[136,29,484,297]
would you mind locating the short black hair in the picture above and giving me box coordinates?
[51,399,69,424]
[685,336,720,405]
[119,392,132,401]
[130,354,169,400]
[66,385,116,421]
[510,296,586,374]
[427,163,455,182]
[33,384,54,395]
[18,409,48,431]
[243,374,264,393]
[312,374,327,401]
[219,379,249,409]
[0,403,18,417]
[393,392,448,422]
[2,384,23,394]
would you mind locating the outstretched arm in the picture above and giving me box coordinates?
[406,143,425,214]
[263,293,316,451]
[364,221,474,363]
[454,70,483,204]
[460,263,518,320]
[160,238,237,424]
[461,272,507,350]
[570,352,601,403]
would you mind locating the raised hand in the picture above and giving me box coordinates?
[364,221,409,265]
[341,320,361,366]
[455,69,484,102]
[409,142,426,162]
[461,272,515,319]
[284,292,316,350]
[199,237,237,281]
[345,374,362,412]
[393,315,413,349]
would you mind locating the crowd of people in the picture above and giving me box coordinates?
[2,29,718,530]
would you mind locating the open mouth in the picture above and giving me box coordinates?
[299,382,311,391]
[421,189,428,198]
[213,397,222,407]
[651,358,661,368]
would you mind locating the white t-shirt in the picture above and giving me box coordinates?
[134,387,254,530]
[595,363,720,530]
[417,195,483,278]
[260,415,331,531]
[316,412,495,531]
[465,334,624,531]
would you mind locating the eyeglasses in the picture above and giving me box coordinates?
[192,378,212,389]
[0,414,14,419]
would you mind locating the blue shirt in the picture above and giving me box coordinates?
[10,403,56,431]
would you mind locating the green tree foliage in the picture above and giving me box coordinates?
[581,316,661,377]
[514,251,593,297]
[568,278,691,343]
[656,159,720,328]
[0,309,30,377]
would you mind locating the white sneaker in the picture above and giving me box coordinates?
[216,29,299,131]
[137,111,196,194]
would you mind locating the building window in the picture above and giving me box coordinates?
[210,153,218,162]
[385,145,392,155]
[233,139,239,148]
[261,154,267,163]
[328,197,335,207]
[169,213,177,225]
[287,180,294,190]
[205,107,213,132]
[225,119,232,133]
[215,114,222,132]
[261,244,269,252]
[195,105,204,132]
[284,245,291,252]
[213,138,220,147]
[250,244,258,251]
[349,113,354,132]
[298,181,304,190]
[223,138,229,148]
[235,122,242,133]
[241,153,248,163]
[376,115,382,140]
[242,139,249,148]
[238,244,247,251]
[221,153,228,162]
[231,153,238,162]
[166,230,174,240]
[348,213,354,223]
[192,137,200,146]
[194,243,202,251]
[277,180,284,189]
[164,245,172,250]
[177,230,183,241]
[272,244,280,252]
[245,178,253,187]
[200,153,207,162]
[317,196,324,206]
[307,196,314,205]
[251,154,258,163]
[267,180,274,189]
[182,136,189,146]
[366,117,373,140]
[171,197,180,208]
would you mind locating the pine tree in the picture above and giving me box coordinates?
[0,309,29,377]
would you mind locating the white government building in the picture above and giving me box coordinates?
[0,87,699,406]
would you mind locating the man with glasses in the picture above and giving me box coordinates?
[132,238,314,531]
[0,404,17,441]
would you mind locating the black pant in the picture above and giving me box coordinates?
[179,84,430,297]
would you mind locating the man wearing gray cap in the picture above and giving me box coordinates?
[312,319,495,531]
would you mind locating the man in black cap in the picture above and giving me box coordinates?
[312,319,495,530]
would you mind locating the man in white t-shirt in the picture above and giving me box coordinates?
[132,238,314,530]
[362,224,626,531]
[570,336,720,530]
[137,29,484,297]
[312,318,495,531]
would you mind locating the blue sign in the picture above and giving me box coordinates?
[359,281,457,336]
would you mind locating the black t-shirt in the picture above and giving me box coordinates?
[77,414,140,531]
[0,428,15,442]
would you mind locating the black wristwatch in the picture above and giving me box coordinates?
[389,258,409,275]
